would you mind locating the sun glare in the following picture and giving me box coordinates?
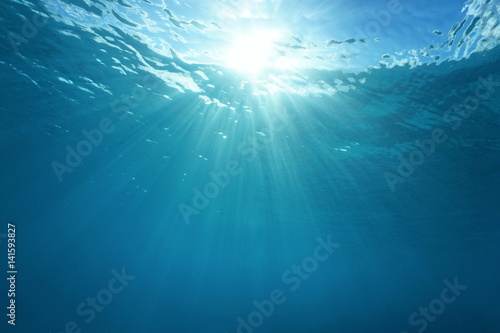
[226,30,281,73]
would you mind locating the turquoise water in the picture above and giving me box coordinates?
[1,0,499,332]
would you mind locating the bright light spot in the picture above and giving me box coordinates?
[226,30,281,73]
[275,57,299,70]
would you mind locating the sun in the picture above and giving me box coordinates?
[226,30,282,73]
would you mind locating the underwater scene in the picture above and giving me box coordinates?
[0,0,499,332]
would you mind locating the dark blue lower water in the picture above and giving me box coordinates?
[1,0,499,332]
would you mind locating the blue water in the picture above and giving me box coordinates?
[1,0,499,332]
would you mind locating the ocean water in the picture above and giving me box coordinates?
[1,0,499,332]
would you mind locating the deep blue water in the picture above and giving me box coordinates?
[1,0,499,332]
